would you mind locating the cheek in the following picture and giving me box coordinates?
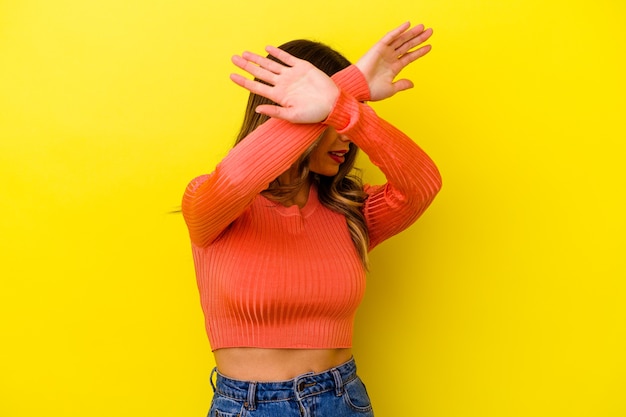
[309,148,325,169]
[309,152,339,176]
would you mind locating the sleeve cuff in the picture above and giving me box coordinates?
[323,88,361,133]
[331,65,371,102]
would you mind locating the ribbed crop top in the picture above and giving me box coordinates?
[182,65,442,350]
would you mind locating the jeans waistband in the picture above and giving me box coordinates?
[211,357,358,407]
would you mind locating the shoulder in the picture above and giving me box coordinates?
[185,174,211,193]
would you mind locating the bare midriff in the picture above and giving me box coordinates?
[213,347,353,382]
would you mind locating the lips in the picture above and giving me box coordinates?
[328,149,348,164]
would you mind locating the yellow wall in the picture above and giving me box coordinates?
[1,0,624,416]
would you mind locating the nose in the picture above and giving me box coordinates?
[338,134,351,143]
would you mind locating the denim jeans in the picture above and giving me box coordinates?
[208,357,374,417]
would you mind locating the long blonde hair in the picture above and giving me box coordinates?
[234,40,370,267]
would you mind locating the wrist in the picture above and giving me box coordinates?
[331,65,371,102]
[322,88,360,133]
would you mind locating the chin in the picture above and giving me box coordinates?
[315,169,340,177]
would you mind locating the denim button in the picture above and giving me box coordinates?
[298,381,316,391]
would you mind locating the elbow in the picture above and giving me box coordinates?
[405,172,443,221]
[181,174,225,247]
[428,157,443,194]
[421,160,443,204]
[433,168,443,196]
[181,174,210,220]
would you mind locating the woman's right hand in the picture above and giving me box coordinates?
[230,46,339,124]
[355,22,433,102]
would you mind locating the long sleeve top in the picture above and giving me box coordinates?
[182,66,442,350]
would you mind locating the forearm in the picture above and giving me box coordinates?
[183,64,379,247]
[324,88,442,248]
[326,88,441,191]
[182,119,325,246]
[331,65,371,102]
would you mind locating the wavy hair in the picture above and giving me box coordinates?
[234,39,370,268]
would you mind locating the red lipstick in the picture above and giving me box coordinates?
[328,149,348,164]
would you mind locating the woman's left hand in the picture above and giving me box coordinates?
[355,22,433,102]
[230,46,339,124]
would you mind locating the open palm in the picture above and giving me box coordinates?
[356,22,433,101]
[230,46,339,124]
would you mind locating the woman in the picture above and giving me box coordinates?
[182,22,442,417]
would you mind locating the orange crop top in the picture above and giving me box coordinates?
[182,66,442,350]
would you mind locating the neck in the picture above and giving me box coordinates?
[277,168,312,208]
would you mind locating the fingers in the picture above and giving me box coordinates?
[230,46,302,87]
[397,44,432,69]
[390,23,424,50]
[264,45,299,67]
[229,72,274,99]
[229,72,294,121]
[392,78,415,94]
[255,103,287,119]
[379,21,431,48]
[379,21,412,46]
[231,57,274,87]
[393,26,433,57]
[231,52,281,85]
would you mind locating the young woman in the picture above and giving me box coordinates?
[182,22,442,417]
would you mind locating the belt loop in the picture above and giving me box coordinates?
[209,367,217,393]
[331,368,343,397]
[245,381,257,411]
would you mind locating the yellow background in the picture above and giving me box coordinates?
[1,0,624,416]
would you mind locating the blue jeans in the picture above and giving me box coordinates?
[208,357,374,417]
